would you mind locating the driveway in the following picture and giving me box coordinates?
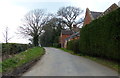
[23,47,118,76]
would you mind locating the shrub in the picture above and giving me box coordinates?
[1,47,45,73]
[67,39,79,54]
[53,43,61,48]
[79,8,120,61]
[2,43,32,59]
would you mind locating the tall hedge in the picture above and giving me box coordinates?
[79,8,120,61]
[67,39,79,53]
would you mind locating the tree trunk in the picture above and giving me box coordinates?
[33,35,39,46]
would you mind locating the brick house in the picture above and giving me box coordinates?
[64,32,80,48]
[83,3,119,26]
[60,30,73,48]
[83,8,102,26]
[60,3,119,48]
[60,25,80,48]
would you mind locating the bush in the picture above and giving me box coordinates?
[53,43,61,48]
[1,47,45,73]
[2,43,32,59]
[67,39,79,54]
[79,8,120,61]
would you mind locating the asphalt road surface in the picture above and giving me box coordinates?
[23,47,118,76]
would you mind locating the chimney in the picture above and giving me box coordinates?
[72,24,79,33]
[73,24,77,28]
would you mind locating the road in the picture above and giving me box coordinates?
[23,47,118,76]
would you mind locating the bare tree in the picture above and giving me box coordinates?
[57,6,83,30]
[3,27,12,43]
[19,9,53,46]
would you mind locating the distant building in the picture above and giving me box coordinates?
[60,24,80,48]
[60,30,73,48]
[64,32,80,48]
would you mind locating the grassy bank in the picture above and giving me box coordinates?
[0,47,45,73]
[59,48,119,73]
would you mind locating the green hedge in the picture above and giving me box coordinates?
[67,39,79,54]
[53,43,61,48]
[79,8,120,61]
[2,43,32,58]
[1,47,45,73]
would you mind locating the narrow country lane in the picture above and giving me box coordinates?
[22,47,118,76]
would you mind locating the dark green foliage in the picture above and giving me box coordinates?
[79,8,120,61]
[2,43,32,59]
[40,28,55,47]
[53,43,61,48]
[67,39,79,54]
[40,18,63,47]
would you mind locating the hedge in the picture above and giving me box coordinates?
[67,39,79,54]
[1,47,45,73]
[79,8,120,61]
[53,43,61,48]
[2,43,32,59]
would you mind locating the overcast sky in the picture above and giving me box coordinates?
[0,0,119,44]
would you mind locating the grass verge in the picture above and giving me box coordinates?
[59,48,119,73]
[0,47,45,73]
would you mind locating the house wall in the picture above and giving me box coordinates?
[83,8,92,26]
[60,34,71,48]
[64,36,79,48]
[70,37,79,41]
